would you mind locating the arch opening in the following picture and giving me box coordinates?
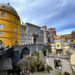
[54,59,62,70]
[21,47,30,59]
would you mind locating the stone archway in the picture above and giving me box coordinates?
[54,59,62,70]
[21,47,30,59]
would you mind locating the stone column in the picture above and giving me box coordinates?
[42,25,47,43]
[48,27,54,42]
[32,36,34,44]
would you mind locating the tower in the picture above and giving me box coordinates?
[0,3,20,46]
[48,27,54,42]
[42,25,47,43]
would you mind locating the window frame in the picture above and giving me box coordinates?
[0,32,3,35]
[14,27,17,32]
[0,24,4,29]
[1,12,5,17]
[14,33,17,37]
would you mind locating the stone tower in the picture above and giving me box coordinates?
[48,27,54,42]
[42,25,47,43]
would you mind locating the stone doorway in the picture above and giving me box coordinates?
[15,41,18,45]
[54,59,62,70]
[21,48,30,59]
[32,33,39,44]
[56,49,63,54]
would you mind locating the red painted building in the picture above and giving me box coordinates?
[51,28,56,36]
[72,31,75,36]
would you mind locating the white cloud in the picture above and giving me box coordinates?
[57,28,75,35]
[0,0,75,34]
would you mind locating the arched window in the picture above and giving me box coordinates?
[54,59,62,70]
[21,47,30,59]
[1,12,5,17]
[0,24,4,29]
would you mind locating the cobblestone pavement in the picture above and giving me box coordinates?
[29,70,62,75]
[30,72,51,75]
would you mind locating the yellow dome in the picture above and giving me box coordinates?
[0,3,17,13]
[42,24,46,27]
[48,27,51,29]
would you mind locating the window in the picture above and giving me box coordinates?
[14,28,17,32]
[57,44,60,47]
[0,40,3,45]
[15,41,18,45]
[15,17,18,22]
[0,32,3,35]
[1,12,5,17]
[0,24,4,29]
[14,34,17,37]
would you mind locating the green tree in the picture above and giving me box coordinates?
[12,64,21,75]
[42,43,52,56]
[30,59,44,72]
[17,58,31,75]
[31,51,45,72]
[31,51,39,57]
[46,43,51,52]
[31,51,39,60]
[45,65,53,72]
[64,72,70,75]
[42,48,46,56]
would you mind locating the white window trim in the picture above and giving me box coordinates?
[0,32,3,35]
[0,24,4,29]
[1,12,5,17]
[14,28,17,32]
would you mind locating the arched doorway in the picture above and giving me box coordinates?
[54,59,62,70]
[32,33,39,44]
[21,47,30,59]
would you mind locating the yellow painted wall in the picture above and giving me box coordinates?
[52,46,56,54]
[0,7,20,46]
[73,39,75,43]
[56,42,62,49]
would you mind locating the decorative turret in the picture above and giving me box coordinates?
[48,27,51,30]
[42,25,47,30]
[0,3,20,46]
[22,22,25,25]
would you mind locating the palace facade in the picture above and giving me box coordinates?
[0,3,20,46]
[20,23,56,45]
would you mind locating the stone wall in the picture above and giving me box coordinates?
[0,58,12,75]
[0,58,12,71]
[46,55,72,74]
[20,23,44,45]
[20,23,54,45]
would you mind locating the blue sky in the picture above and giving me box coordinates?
[0,0,75,35]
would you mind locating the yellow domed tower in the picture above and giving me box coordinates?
[0,3,20,46]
